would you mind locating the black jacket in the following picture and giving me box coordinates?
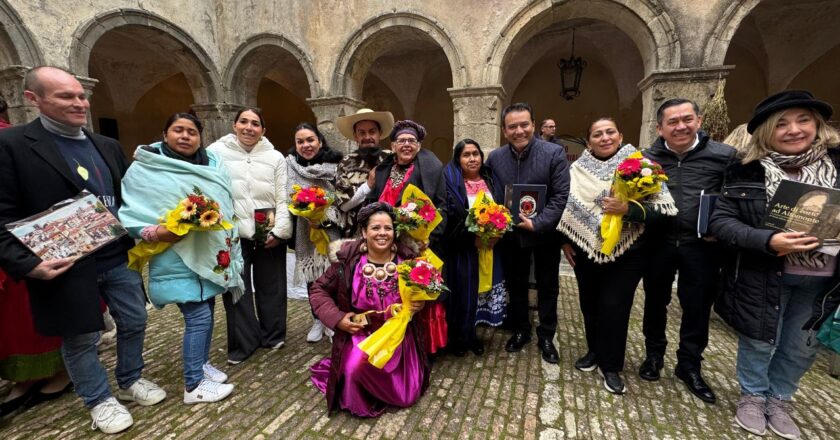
[709,149,840,343]
[485,137,570,248]
[0,118,133,336]
[643,132,736,245]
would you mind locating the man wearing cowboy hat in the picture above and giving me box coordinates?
[334,108,395,237]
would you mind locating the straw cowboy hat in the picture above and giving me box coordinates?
[336,108,395,140]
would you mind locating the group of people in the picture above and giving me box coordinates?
[0,66,838,440]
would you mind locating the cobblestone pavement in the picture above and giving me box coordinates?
[1,275,838,439]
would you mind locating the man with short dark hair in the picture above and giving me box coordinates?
[486,102,570,364]
[641,98,736,404]
[539,118,566,150]
[0,66,164,434]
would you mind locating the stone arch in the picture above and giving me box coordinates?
[68,8,222,103]
[702,0,762,66]
[485,0,681,86]
[223,33,319,104]
[0,0,43,66]
[330,11,468,97]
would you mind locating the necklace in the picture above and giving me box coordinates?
[362,257,398,300]
[389,163,413,189]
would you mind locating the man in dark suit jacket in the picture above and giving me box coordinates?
[0,67,165,434]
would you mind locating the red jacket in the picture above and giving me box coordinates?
[308,239,430,413]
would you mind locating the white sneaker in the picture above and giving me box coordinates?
[90,397,133,434]
[271,340,285,350]
[183,379,234,404]
[307,320,325,342]
[115,378,166,406]
[203,363,228,383]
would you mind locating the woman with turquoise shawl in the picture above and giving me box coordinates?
[119,113,244,405]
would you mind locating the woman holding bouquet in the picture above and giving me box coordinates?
[441,139,507,356]
[557,118,676,395]
[368,120,448,355]
[309,202,428,417]
[709,91,840,438]
[208,108,293,365]
[286,122,344,343]
[120,113,244,404]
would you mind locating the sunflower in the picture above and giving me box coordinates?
[199,209,220,227]
[180,201,196,219]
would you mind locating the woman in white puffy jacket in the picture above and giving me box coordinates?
[207,108,292,365]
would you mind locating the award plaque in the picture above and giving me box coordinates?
[504,184,547,224]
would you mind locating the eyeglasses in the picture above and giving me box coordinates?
[394,138,418,146]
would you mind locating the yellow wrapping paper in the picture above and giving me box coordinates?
[357,276,440,368]
[477,247,493,293]
[399,184,444,266]
[127,205,233,272]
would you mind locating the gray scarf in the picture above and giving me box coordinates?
[760,146,837,268]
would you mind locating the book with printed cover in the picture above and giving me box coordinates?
[5,190,127,262]
[761,180,840,250]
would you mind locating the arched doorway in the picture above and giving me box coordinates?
[69,10,220,155]
[0,0,43,124]
[722,0,840,129]
[486,0,679,153]
[332,13,466,160]
[506,19,645,157]
[225,34,317,154]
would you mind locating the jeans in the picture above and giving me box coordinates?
[736,274,831,400]
[177,297,215,390]
[61,264,148,408]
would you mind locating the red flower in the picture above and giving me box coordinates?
[409,264,432,286]
[216,250,231,268]
[489,212,508,230]
[418,204,436,222]
[297,188,317,204]
[254,212,267,223]
[617,158,641,175]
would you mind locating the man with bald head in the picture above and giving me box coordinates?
[0,66,164,434]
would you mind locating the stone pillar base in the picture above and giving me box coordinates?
[306,96,366,154]
[191,103,243,145]
[0,66,37,125]
[637,66,734,148]
[448,86,506,152]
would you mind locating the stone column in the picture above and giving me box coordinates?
[448,86,506,152]
[306,96,366,154]
[0,65,37,125]
[637,66,734,148]
[191,103,243,145]
[75,75,99,131]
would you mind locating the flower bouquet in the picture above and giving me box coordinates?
[357,258,448,368]
[465,191,512,293]
[288,185,333,255]
[128,186,233,271]
[600,151,669,255]
[394,184,444,267]
[252,208,275,245]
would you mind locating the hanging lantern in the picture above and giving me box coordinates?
[557,28,587,100]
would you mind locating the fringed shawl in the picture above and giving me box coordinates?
[557,144,677,263]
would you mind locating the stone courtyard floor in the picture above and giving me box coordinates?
[0,275,838,439]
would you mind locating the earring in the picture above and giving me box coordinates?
[391,243,398,253]
[360,243,368,253]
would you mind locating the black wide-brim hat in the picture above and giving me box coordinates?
[747,90,833,134]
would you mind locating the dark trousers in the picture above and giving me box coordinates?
[642,240,719,370]
[573,244,647,372]
[501,238,561,341]
[223,238,287,362]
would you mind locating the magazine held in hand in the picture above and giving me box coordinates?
[761,180,840,254]
[5,190,127,262]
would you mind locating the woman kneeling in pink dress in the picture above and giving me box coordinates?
[309,202,429,417]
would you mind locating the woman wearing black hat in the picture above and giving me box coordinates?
[710,90,840,439]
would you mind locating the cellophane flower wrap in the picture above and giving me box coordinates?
[128,186,233,271]
[600,151,668,254]
[393,184,444,267]
[288,184,333,255]
[357,258,448,368]
[465,191,512,293]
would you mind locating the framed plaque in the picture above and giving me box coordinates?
[504,184,547,224]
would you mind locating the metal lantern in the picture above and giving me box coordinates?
[557,28,587,100]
